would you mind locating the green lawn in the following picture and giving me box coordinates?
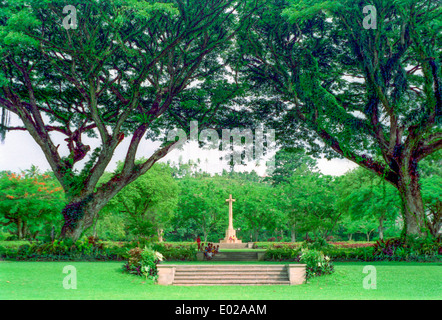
[0,261,441,300]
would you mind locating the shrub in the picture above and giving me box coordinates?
[14,237,126,261]
[0,231,10,241]
[301,237,329,251]
[264,243,300,261]
[151,243,197,261]
[261,238,442,262]
[373,237,405,257]
[405,235,442,256]
[370,236,442,261]
[0,244,22,259]
[123,246,163,280]
[330,242,374,248]
[322,246,375,261]
[299,248,334,280]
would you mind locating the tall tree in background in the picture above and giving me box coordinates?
[267,148,318,186]
[278,168,340,241]
[337,167,400,240]
[102,162,179,241]
[236,0,441,236]
[174,175,228,242]
[0,0,256,240]
[234,180,286,242]
[418,150,442,236]
[0,168,65,239]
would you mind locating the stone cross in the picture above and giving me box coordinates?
[226,194,236,231]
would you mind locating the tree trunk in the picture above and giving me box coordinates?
[51,226,55,242]
[22,220,28,240]
[157,228,164,242]
[398,170,426,237]
[92,214,99,238]
[60,194,105,242]
[378,216,384,241]
[290,224,296,242]
[17,218,22,240]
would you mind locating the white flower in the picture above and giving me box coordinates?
[155,251,164,261]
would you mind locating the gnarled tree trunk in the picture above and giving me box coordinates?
[60,194,108,242]
[397,164,426,237]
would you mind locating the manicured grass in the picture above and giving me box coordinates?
[1,261,441,300]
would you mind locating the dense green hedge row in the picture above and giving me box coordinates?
[151,243,197,261]
[264,237,442,262]
[1,237,441,262]
[0,239,198,261]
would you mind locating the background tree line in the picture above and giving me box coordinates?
[1,148,440,242]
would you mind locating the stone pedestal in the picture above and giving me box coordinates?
[220,228,242,243]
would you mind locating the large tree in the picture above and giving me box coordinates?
[236,0,441,236]
[0,0,256,241]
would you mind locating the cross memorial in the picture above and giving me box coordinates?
[226,194,235,231]
[220,194,242,244]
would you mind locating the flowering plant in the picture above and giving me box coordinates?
[123,246,164,280]
[299,248,334,280]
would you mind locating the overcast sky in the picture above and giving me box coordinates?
[0,130,357,176]
[0,114,357,176]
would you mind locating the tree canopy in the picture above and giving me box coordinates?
[0,0,257,240]
[235,0,441,236]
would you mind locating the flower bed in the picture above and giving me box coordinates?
[329,242,375,248]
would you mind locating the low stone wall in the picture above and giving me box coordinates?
[195,251,265,261]
[157,265,176,285]
[157,264,306,285]
[287,264,306,285]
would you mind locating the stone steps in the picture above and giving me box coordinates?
[202,242,253,249]
[196,251,263,261]
[175,265,286,270]
[172,280,291,286]
[170,265,291,286]
[211,252,258,261]
[217,243,249,249]
[157,264,306,286]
